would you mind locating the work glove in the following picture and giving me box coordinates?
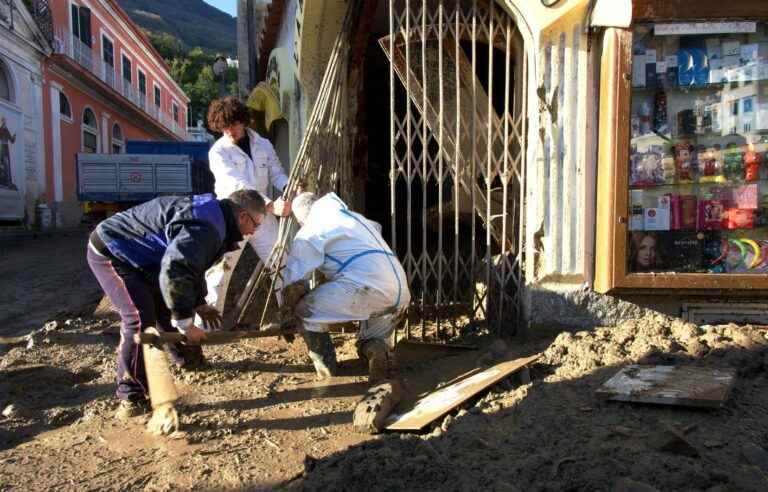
[195,304,222,331]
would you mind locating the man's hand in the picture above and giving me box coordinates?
[271,198,292,217]
[185,325,207,345]
[195,304,222,331]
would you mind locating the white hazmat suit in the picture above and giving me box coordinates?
[197,128,288,326]
[282,193,411,347]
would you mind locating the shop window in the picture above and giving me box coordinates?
[112,122,123,154]
[82,108,98,153]
[628,22,768,275]
[59,92,72,120]
[0,60,12,102]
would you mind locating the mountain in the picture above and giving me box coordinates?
[116,0,236,56]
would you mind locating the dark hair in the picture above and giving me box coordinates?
[227,190,266,216]
[206,96,250,132]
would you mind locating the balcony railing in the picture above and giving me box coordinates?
[53,27,186,140]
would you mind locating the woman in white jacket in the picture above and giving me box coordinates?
[200,97,292,325]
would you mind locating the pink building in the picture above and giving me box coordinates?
[42,0,189,225]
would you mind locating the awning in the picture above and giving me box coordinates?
[247,82,283,131]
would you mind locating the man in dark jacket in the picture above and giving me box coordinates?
[87,190,266,419]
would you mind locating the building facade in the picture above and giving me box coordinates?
[245,0,768,331]
[42,0,189,226]
[0,0,49,225]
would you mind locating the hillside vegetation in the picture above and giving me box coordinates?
[116,0,236,55]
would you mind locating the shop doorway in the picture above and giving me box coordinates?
[364,0,527,338]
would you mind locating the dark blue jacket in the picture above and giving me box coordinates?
[92,194,242,320]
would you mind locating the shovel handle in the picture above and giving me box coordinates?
[133,323,294,346]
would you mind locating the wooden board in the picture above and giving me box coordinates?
[385,354,540,431]
[596,365,735,408]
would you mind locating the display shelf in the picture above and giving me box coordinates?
[595,19,768,293]
[629,179,768,190]
[631,82,730,92]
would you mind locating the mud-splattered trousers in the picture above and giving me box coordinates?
[87,245,196,401]
[283,193,411,350]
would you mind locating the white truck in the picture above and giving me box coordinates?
[76,153,193,218]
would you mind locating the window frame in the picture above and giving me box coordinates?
[0,58,14,104]
[111,122,124,154]
[59,91,73,123]
[81,107,99,153]
[120,51,132,85]
[595,13,768,293]
[101,32,115,68]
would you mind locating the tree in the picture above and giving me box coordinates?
[142,30,240,124]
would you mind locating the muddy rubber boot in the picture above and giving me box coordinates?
[359,339,390,384]
[114,399,150,421]
[166,343,205,370]
[301,331,337,379]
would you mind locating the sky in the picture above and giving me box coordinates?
[203,0,237,17]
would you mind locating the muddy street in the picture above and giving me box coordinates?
[1,236,768,491]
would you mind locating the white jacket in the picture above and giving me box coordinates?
[283,193,410,312]
[208,128,289,200]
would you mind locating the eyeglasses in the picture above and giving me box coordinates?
[244,212,261,230]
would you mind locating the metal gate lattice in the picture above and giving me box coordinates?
[383,0,527,339]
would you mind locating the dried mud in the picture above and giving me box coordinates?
[293,314,768,492]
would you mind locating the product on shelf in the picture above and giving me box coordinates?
[645,195,671,230]
[677,109,696,136]
[698,145,726,183]
[723,143,745,181]
[723,208,755,229]
[674,141,694,183]
[639,101,652,135]
[630,149,665,186]
[732,184,758,210]
[681,195,698,229]
[698,199,726,230]
[653,91,668,133]
[659,232,705,272]
[629,190,644,231]
[744,144,762,181]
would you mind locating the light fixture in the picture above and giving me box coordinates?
[213,55,228,78]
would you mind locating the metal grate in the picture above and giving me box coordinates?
[383,0,526,339]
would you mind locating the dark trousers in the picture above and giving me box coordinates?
[87,245,198,401]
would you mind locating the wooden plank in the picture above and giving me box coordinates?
[385,353,540,431]
[596,365,736,408]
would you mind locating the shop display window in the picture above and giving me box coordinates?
[628,22,768,275]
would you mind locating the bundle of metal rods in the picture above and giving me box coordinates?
[235,0,362,327]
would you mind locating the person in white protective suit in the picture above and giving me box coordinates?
[281,192,411,382]
[198,96,292,326]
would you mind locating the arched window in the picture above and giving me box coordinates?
[0,60,13,102]
[59,92,72,120]
[112,123,124,154]
[82,108,98,153]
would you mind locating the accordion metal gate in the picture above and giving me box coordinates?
[382,0,527,339]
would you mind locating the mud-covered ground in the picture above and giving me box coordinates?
[1,235,768,491]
